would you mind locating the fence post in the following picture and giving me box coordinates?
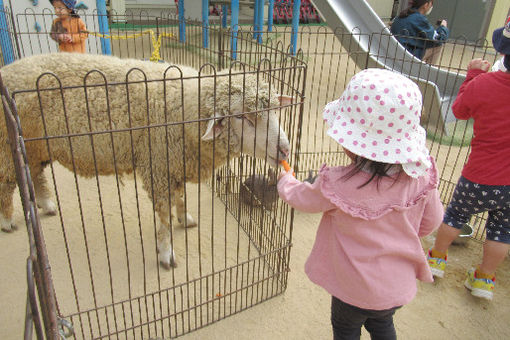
[96,0,111,55]
[178,0,185,42]
[268,0,274,32]
[0,1,14,65]
[231,0,239,59]
[202,0,209,48]
[221,4,227,28]
[256,0,264,43]
[290,0,301,55]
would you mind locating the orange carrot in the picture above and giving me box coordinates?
[280,160,291,172]
[280,160,295,177]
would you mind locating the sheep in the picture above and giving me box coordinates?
[0,52,293,268]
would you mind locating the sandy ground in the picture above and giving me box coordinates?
[1,164,509,340]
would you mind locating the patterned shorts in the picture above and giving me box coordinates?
[443,176,510,244]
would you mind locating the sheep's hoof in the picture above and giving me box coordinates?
[158,251,177,269]
[178,213,197,228]
[44,209,57,216]
[1,223,18,233]
[37,200,57,216]
[159,259,177,270]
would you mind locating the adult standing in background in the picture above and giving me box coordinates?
[390,0,449,64]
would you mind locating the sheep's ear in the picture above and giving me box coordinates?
[277,94,294,107]
[201,118,225,141]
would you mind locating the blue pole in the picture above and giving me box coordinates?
[256,0,264,43]
[221,5,227,28]
[268,0,274,32]
[178,0,185,42]
[290,0,301,55]
[0,0,14,65]
[230,0,239,60]
[253,0,260,41]
[202,0,209,48]
[96,0,111,55]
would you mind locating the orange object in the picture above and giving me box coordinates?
[280,160,295,176]
[50,17,88,53]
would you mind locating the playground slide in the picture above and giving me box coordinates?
[311,0,465,129]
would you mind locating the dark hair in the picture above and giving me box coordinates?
[398,0,433,18]
[342,155,403,189]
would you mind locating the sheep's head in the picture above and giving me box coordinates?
[201,73,292,167]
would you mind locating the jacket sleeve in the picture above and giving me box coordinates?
[451,69,485,120]
[435,26,449,41]
[418,188,444,237]
[277,173,336,213]
[72,18,89,43]
[414,15,437,40]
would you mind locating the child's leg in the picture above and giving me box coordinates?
[478,208,510,276]
[364,307,399,340]
[432,176,475,255]
[433,222,462,254]
[422,45,443,65]
[331,296,365,340]
[479,240,510,275]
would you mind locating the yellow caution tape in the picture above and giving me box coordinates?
[88,29,174,62]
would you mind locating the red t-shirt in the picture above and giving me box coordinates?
[452,69,510,185]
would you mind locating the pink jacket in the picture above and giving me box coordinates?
[277,160,443,310]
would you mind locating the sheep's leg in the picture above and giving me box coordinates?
[34,172,57,216]
[176,196,197,228]
[0,182,17,232]
[156,209,177,269]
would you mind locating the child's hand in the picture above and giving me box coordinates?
[279,160,295,180]
[468,58,490,72]
[62,33,73,43]
[278,168,293,180]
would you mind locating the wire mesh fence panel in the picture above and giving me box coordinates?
[0,13,306,338]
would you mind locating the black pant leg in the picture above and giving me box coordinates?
[364,309,397,340]
[331,296,366,340]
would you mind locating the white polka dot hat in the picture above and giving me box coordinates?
[323,68,432,178]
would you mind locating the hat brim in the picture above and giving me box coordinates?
[323,100,431,178]
[492,28,510,55]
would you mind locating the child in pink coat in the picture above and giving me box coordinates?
[278,69,444,339]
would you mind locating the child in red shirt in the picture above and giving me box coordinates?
[428,16,510,301]
[50,0,88,53]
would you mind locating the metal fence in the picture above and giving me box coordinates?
[0,8,501,340]
[0,11,306,339]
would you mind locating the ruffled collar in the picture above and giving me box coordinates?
[317,158,439,220]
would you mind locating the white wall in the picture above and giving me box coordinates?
[124,0,177,18]
[366,0,394,21]
[8,0,101,57]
